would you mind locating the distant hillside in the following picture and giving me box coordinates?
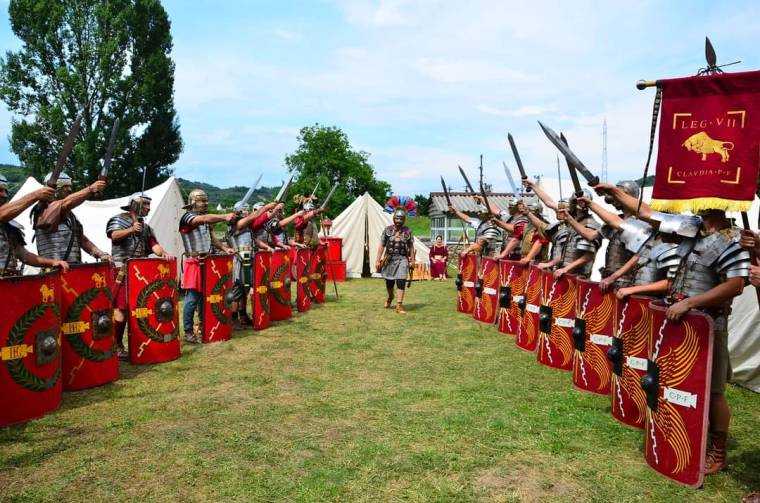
[0,164,32,194]
[0,165,277,207]
[176,178,277,208]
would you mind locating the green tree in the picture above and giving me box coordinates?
[284,124,390,217]
[413,194,431,216]
[0,0,182,197]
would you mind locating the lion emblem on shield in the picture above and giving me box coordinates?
[682,131,734,163]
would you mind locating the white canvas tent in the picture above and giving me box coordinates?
[525,178,759,392]
[323,192,430,279]
[10,176,185,265]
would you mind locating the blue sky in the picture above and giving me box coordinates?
[2,0,760,194]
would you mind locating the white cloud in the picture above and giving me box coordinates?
[476,104,555,118]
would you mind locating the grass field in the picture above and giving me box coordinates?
[1,279,758,502]
[406,216,431,239]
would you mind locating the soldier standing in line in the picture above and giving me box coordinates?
[107,193,174,360]
[293,194,325,249]
[227,200,276,327]
[448,196,503,258]
[0,174,68,275]
[523,179,601,279]
[179,189,236,344]
[30,173,111,263]
[595,182,750,475]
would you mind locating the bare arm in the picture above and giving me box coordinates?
[236,202,276,231]
[0,187,53,222]
[81,235,106,259]
[448,205,471,225]
[587,200,625,229]
[211,234,233,253]
[518,241,543,264]
[524,211,547,233]
[498,237,520,259]
[616,279,670,299]
[14,244,69,271]
[555,252,593,276]
[190,213,234,226]
[594,183,654,224]
[563,213,599,242]
[492,219,515,233]
[524,179,557,211]
[255,238,273,251]
[60,184,97,212]
[278,210,304,229]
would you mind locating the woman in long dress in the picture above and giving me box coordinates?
[429,235,448,280]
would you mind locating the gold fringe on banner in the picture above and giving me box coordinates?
[650,197,752,213]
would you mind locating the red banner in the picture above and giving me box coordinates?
[201,254,234,343]
[61,262,118,391]
[652,71,760,212]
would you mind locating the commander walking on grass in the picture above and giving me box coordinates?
[376,206,415,314]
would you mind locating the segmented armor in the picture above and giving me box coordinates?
[295,215,321,249]
[382,225,412,257]
[0,221,24,276]
[179,211,212,255]
[599,220,635,286]
[227,220,253,289]
[630,236,673,287]
[33,208,82,263]
[544,221,571,264]
[663,229,750,295]
[106,213,157,266]
[470,218,502,257]
[560,214,601,278]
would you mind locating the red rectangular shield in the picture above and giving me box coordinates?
[572,279,613,396]
[252,251,271,330]
[643,303,713,488]
[516,265,542,352]
[0,271,62,427]
[611,295,652,430]
[295,248,311,312]
[200,254,234,343]
[473,257,499,324]
[497,260,528,337]
[126,258,180,365]
[269,250,292,321]
[536,272,576,371]
[307,245,327,304]
[61,262,118,391]
[456,254,477,314]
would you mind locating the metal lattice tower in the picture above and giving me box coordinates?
[602,118,608,183]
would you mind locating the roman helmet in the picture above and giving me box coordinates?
[522,192,542,214]
[44,171,73,198]
[392,207,407,227]
[569,188,593,217]
[183,188,209,213]
[605,179,641,209]
[252,201,265,212]
[233,200,250,213]
[303,196,317,212]
[121,193,152,216]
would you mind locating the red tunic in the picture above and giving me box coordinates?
[429,244,449,278]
